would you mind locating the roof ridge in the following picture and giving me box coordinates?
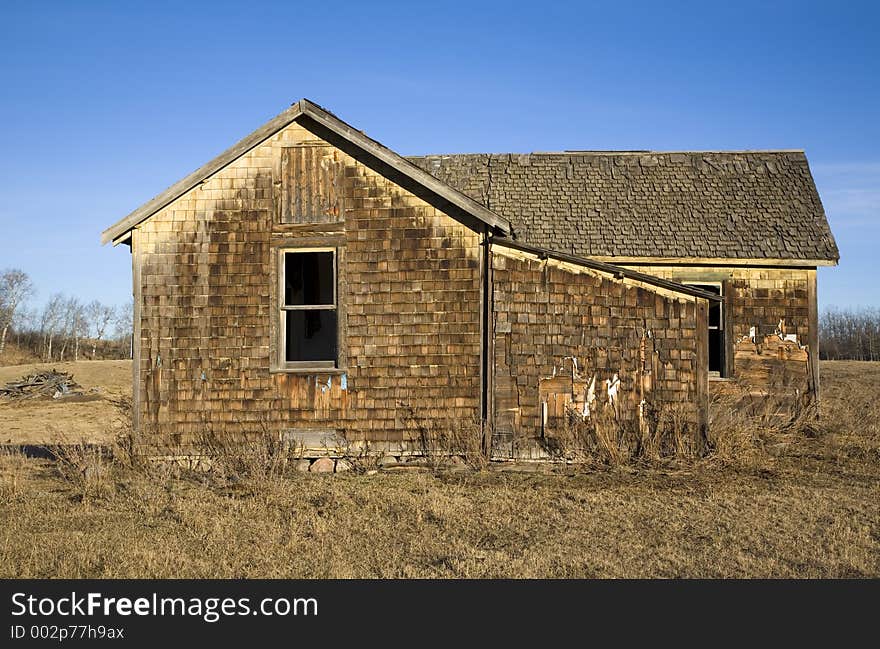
[408,149,806,157]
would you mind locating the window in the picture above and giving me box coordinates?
[280,249,338,368]
[686,283,725,377]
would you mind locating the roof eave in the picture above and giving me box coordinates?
[101,99,512,246]
[296,100,512,236]
[491,237,723,301]
[101,102,306,246]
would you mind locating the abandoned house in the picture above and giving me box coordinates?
[101,99,838,460]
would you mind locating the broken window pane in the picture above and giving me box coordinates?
[708,299,722,329]
[284,251,334,306]
[285,309,337,362]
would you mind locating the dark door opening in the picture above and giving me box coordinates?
[686,283,725,377]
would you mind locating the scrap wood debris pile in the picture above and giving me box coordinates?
[0,370,84,401]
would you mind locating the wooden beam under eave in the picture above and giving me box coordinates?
[807,269,820,400]
[112,231,133,247]
[594,256,839,268]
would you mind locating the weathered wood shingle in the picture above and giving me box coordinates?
[408,151,839,262]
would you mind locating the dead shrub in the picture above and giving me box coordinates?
[704,385,813,469]
[542,405,630,465]
[654,404,704,460]
[194,418,292,490]
[542,401,701,465]
[399,404,487,471]
[47,435,114,501]
[107,395,147,471]
[339,442,381,474]
[707,402,770,469]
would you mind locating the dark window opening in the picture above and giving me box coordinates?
[285,251,335,306]
[281,250,337,366]
[285,310,337,362]
[686,283,725,377]
[708,329,724,375]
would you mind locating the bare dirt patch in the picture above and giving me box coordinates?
[0,360,131,444]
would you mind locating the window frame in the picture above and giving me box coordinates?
[277,247,339,371]
[683,281,726,378]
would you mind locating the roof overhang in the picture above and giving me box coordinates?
[101,99,513,246]
[588,255,838,268]
[491,238,723,302]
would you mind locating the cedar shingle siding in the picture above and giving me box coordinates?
[134,122,482,452]
[491,247,707,459]
[103,100,838,459]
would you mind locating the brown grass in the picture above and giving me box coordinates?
[0,342,42,367]
[0,361,878,578]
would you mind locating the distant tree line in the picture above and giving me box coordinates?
[0,268,133,363]
[820,307,880,361]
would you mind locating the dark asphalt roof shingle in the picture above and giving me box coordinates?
[407,150,839,262]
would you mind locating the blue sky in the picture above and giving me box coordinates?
[1,0,877,312]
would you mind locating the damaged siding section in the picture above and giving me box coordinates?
[727,324,813,414]
[490,246,708,460]
[623,265,817,406]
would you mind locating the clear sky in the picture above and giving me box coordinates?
[1,0,877,313]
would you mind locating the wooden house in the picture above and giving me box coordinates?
[101,100,838,460]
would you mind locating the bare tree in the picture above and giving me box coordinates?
[86,300,115,359]
[1,281,134,362]
[114,300,134,359]
[0,269,35,357]
[820,307,880,360]
[57,297,88,362]
[40,294,66,362]
[13,306,37,349]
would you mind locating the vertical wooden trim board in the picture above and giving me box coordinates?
[807,268,819,399]
[131,227,143,437]
[722,278,734,378]
[280,145,344,225]
[694,297,709,446]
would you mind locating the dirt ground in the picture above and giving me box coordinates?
[0,360,132,444]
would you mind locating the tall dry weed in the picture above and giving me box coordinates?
[542,401,701,465]
[399,404,488,470]
[705,383,819,469]
[47,433,114,501]
[194,419,291,491]
[0,447,29,503]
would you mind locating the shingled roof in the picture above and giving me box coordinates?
[408,151,839,263]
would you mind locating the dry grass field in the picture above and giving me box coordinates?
[0,360,878,578]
